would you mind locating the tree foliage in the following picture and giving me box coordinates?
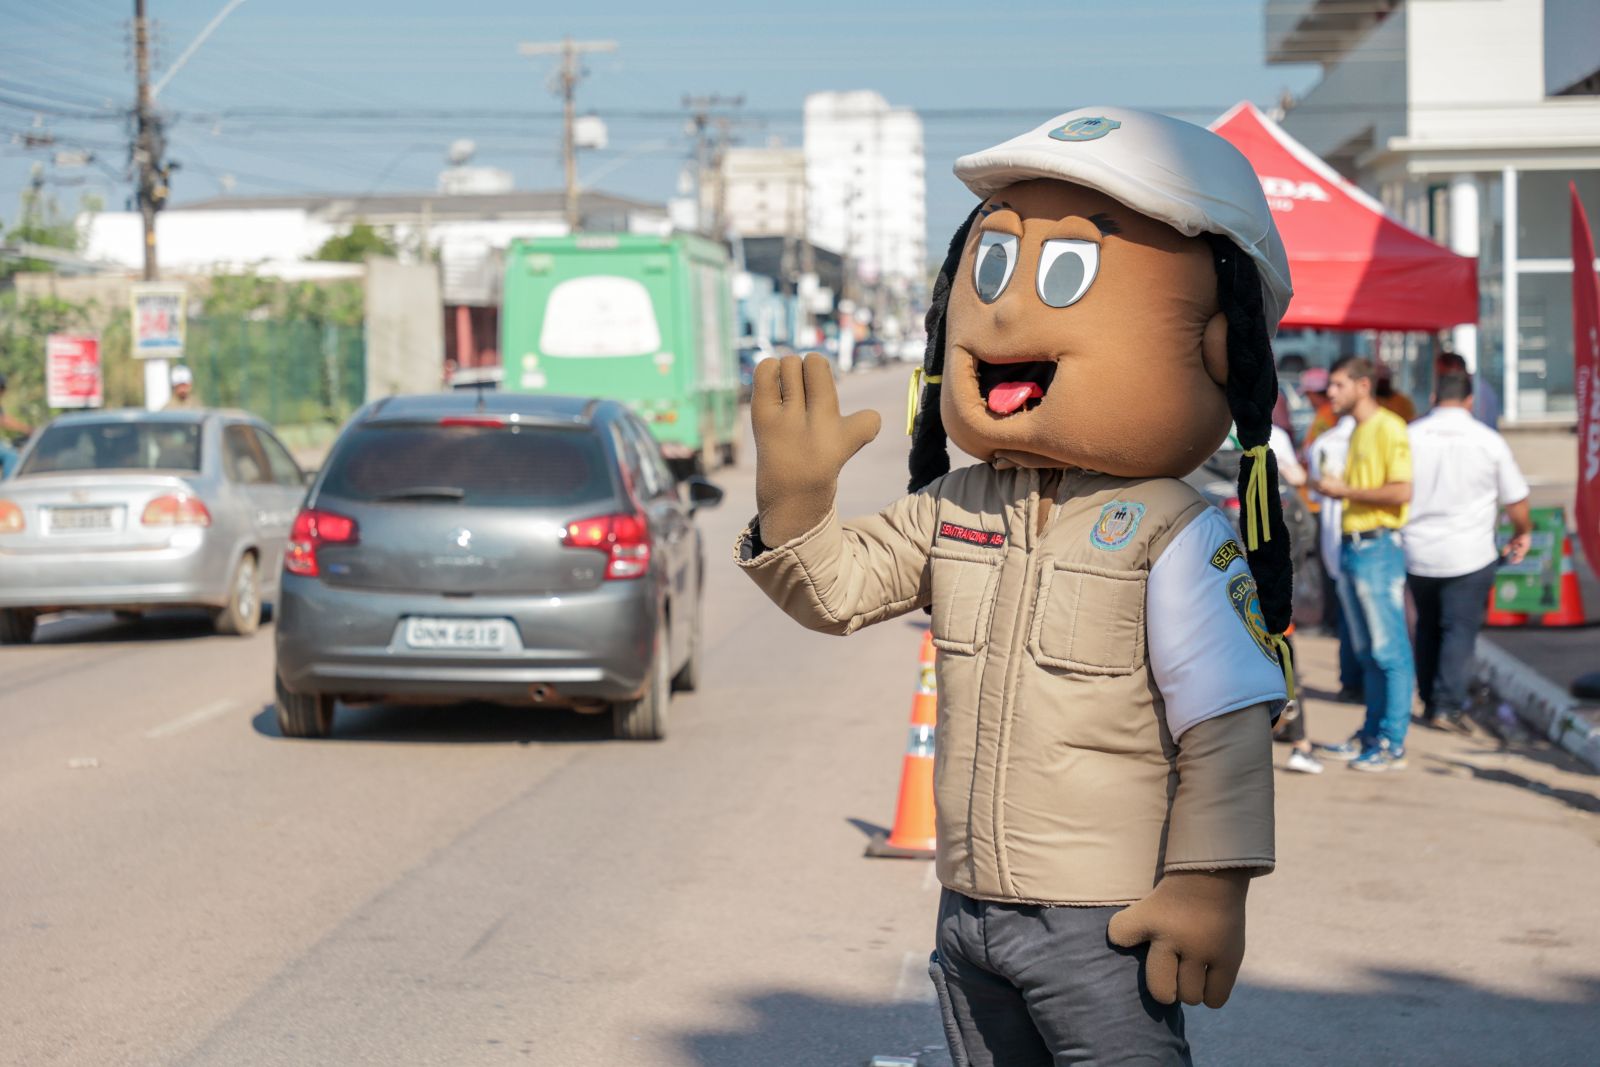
[309,221,397,263]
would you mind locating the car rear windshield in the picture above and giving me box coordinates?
[18,420,203,475]
[319,423,617,508]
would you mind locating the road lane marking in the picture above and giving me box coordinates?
[144,699,239,740]
[894,950,935,1004]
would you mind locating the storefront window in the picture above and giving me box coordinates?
[1515,271,1577,417]
[1517,170,1600,259]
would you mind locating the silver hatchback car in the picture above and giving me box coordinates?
[0,409,307,643]
[272,393,723,741]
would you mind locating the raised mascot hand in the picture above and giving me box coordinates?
[1107,869,1250,1009]
[751,353,882,545]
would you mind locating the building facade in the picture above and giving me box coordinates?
[1269,0,1600,422]
[721,145,807,241]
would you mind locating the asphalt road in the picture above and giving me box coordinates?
[4,366,1598,1066]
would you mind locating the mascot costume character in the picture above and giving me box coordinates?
[736,106,1295,1065]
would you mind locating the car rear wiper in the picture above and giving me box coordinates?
[372,486,467,502]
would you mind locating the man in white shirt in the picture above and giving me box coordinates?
[1307,414,1362,703]
[1404,373,1533,729]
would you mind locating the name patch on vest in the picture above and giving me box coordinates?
[939,521,1006,548]
[1090,500,1146,551]
[1227,573,1277,662]
[1211,539,1244,571]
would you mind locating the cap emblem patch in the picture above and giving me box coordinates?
[1049,116,1121,142]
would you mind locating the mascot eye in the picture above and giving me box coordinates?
[1036,239,1100,308]
[973,232,1018,303]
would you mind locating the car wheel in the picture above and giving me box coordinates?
[0,608,37,645]
[613,618,669,741]
[671,596,702,694]
[275,673,335,739]
[213,553,262,637]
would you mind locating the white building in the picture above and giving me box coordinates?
[721,145,807,240]
[1268,0,1600,422]
[803,91,927,291]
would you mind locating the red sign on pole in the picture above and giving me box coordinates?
[1573,182,1600,584]
[46,334,102,410]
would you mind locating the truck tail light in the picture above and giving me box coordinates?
[562,512,652,580]
[142,494,212,527]
[0,500,23,534]
[285,508,359,578]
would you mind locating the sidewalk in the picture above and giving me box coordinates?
[897,629,1600,1066]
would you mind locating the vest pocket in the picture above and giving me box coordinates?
[1029,562,1147,674]
[929,547,1001,654]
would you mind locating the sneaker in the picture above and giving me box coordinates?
[1317,735,1368,761]
[1286,748,1325,774]
[1349,744,1407,772]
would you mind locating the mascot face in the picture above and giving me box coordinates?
[940,178,1234,478]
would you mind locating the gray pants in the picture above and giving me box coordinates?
[930,888,1191,1067]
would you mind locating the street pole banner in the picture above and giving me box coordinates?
[130,283,187,360]
[1495,506,1569,614]
[45,334,103,409]
[1573,182,1600,583]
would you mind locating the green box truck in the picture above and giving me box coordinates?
[500,232,740,475]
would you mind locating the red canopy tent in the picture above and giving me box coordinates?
[1211,102,1478,332]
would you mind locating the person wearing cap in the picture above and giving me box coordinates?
[164,365,198,411]
[0,373,33,479]
[738,107,1297,1064]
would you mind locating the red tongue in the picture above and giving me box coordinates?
[987,382,1044,415]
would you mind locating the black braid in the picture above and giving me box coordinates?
[1205,233,1294,635]
[909,205,981,492]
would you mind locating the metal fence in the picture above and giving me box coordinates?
[185,317,364,428]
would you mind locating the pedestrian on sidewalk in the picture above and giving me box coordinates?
[1404,372,1532,730]
[1307,412,1364,701]
[1312,356,1415,772]
[1267,424,1322,773]
[1436,350,1502,429]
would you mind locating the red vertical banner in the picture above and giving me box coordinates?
[1573,182,1600,582]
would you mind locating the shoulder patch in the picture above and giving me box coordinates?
[1090,500,1146,551]
[1210,539,1244,571]
[939,521,1005,548]
[1226,573,1277,662]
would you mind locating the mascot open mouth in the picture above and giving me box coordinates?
[976,358,1058,416]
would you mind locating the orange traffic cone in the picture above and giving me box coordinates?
[1484,579,1529,627]
[866,631,938,859]
[1540,537,1587,627]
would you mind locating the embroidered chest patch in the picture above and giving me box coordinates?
[1089,501,1145,550]
[1211,539,1244,571]
[939,521,1006,548]
[1227,573,1276,662]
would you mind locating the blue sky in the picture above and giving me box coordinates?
[1,0,1320,258]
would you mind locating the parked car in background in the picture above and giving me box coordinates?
[0,409,307,643]
[851,337,889,370]
[736,337,774,403]
[1182,441,1325,630]
[273,392,723,741]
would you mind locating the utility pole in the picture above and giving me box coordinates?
[682,94,743,239]
[519,37,616,233]
[133,0,163,281]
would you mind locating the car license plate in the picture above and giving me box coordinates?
[403,617,510,651]
[47,506,117,533]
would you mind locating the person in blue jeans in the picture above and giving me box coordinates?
[1311,357,1415,772]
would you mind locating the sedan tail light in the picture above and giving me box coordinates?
[562,512,651,580]
[142,494,212,527]
[0,499,23,534]
[285,508,359,578]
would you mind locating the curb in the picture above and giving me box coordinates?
[1474,636,1600,771]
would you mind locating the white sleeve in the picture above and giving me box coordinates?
[1147,508,1290,740]
[1494,434,1530,506]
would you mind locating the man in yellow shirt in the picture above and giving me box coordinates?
[1312,356,1415,771]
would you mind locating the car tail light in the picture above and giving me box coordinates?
[437,416,507,428]
[285,507,359,578]
[0,500,23,534]
[562,512,651,580]
[1221,496,1241,513]
[142,494,212,527]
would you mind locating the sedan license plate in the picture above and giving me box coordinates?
[403,617,510,651]
[47,506,117,533]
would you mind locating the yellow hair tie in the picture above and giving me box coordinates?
[1241,444,1272,550]
[906,368,942,435]
[1267,632,1296,702]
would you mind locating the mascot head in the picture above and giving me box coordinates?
[909,105,1297,633]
